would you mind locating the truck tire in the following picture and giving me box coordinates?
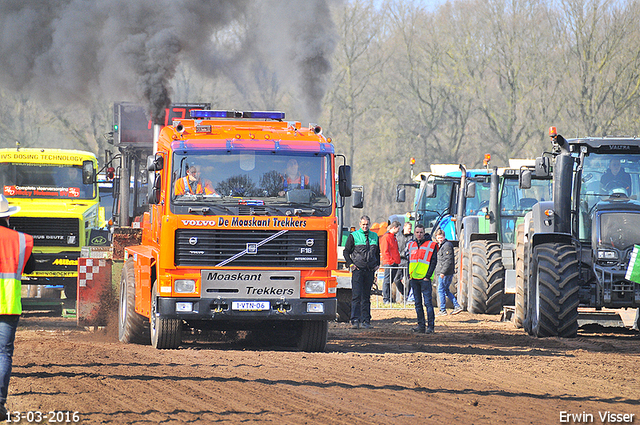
[118,258,149,344]
[150,284,182,349]
[514,222,526,328]
[336,289,351,322]
[458,247,470,310]
[432,280,439,309]
[63,283,76,302]
[297,320,328,352]
[468,240,505,314]
[449,246,459,309]
[41,286,60,299]
[528,243,579,338]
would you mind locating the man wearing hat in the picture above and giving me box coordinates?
[0,195,34,420]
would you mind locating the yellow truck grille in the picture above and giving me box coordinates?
[10,217,81,247]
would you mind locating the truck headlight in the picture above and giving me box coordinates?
[305,280,326,294]
[175,279,196,293]
[597,250,618,260]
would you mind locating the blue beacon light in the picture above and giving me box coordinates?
[189,110,285,120]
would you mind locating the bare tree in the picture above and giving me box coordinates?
[555,0,640,136]
[466,0,561,164]
[325,0,388,168]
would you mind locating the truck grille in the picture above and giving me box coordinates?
[10,217,80,247]
[175,229,327,268]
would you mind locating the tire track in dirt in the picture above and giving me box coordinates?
[6,311,640,424]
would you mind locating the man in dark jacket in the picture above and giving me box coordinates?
[344,215,380,329]
[600,158,631,193]
[433,229,462,316]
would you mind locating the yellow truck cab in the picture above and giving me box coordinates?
[0,147,104,300]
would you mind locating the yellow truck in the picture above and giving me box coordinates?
[0,147,105,301]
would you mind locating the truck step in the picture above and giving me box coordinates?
[501,305,515,322]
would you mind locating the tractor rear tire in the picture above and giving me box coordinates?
[336,289,351,322]
[150,284,183,349]
[529,243,579,338]
[297,320,328,352]
[514,222,526,328]
[468,240,505,314]
[118,258,149,344]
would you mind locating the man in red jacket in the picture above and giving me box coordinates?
[380,221,402,305]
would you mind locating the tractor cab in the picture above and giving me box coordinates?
[577,151,640,308]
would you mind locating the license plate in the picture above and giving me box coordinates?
[231,301,270,311]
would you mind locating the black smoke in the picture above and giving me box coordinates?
[0,0,337,123]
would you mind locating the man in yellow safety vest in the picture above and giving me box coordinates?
[407,223,438,334]
[0,195,34,420]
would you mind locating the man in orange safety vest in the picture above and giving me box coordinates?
[0,195,34,420]
[174,165,217,196]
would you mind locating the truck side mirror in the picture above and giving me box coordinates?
[147,154,164,171]
[352,189,363,208]
[82,160,95,184]
[465,181,476,198]
[535,157,550,177]
[425,183,436,198]
[338,165,352,197]
[519,169,532,189]
[149,173,162,205]
[396,187,406,203]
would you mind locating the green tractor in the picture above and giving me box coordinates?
[456,161,553,316]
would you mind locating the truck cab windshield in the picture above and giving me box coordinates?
[170,152,332,215]
[0,163,95,200]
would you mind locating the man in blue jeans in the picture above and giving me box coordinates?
[433,229,462,316]
[0,195,35,420]
[407,224,438,333]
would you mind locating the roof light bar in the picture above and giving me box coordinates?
[243,111,285,120]
[189,110,285,120]
[190,110,240,118]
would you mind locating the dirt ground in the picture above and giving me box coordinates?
[6,307,640,425]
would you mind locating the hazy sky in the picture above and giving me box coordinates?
[420,0,450,8]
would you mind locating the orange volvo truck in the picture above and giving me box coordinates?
[118,109,352,351]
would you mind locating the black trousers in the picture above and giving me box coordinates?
[350,268,375,324]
